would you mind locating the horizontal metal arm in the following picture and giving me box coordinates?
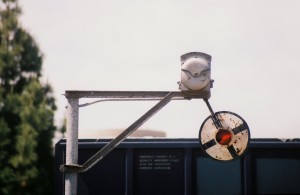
[64,90,210,99]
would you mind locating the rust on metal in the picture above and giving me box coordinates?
[199,111,250,161]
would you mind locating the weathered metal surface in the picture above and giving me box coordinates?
[204,99,223,129]
[65,98,79,195]
[64,90,210,99]
[180,52,212,62]
[61,92,174,173]
[199,111,250,161]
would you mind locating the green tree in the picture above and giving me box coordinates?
[0,0,56,194]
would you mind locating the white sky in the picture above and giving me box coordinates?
[19,0,300,139]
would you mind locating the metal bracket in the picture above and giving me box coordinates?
[61,92,179,173]
[61,90,211,195]
[203,98,223,129]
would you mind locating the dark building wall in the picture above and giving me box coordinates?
[55,138,300,195]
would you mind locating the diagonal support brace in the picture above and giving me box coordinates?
[60,92,174,173]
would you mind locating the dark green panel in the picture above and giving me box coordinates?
[196,157,242,195]
[255,157,300,194]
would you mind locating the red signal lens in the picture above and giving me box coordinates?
[216,129,232,145]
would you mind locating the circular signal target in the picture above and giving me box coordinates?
[199,111,250,161]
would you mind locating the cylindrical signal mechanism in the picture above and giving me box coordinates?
[179,52,212,92]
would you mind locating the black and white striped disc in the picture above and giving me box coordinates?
[199,111,250,161]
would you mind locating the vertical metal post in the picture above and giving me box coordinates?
[65,98,79,195]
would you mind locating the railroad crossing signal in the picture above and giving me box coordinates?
[179,52,250,161]
[61,52,251,195]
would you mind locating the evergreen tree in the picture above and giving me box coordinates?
[0,0,56,194]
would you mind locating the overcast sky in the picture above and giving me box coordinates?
[19,0,300,139]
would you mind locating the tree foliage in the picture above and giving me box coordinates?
[0,0,56,194]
